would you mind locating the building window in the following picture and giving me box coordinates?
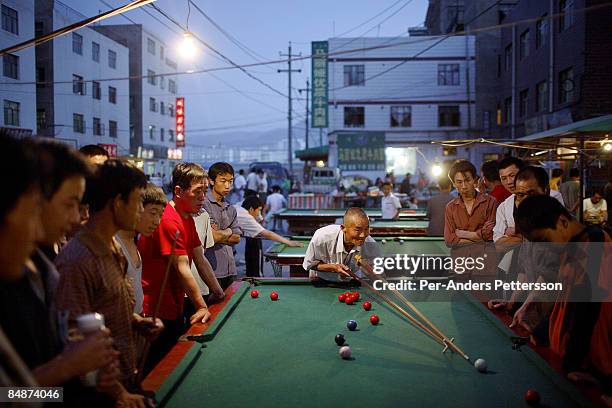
[504,97,512,123]
[37,109,46,132]
[160,101,165,115]
[504,44,512,72]
[108,86,117,104]
[559,67,574,104]
[149,125,156,140]
[160,46,164,60]
[160,127,165,141]
[559,0,574,32]
[166,58,177,70]
[149,97,157,112]
[390,106,412,127]
[438,64,460,86]
[3,54,19,79]
[169,129,174,141]
[147,38,156,54]
[536,15,548,48]
[536,81,548,112]
[109,120,117,138]
[3,100,19,126]
[108,50,116,69]
[2,5,18,34]
[438,106,460,127]
[93,117,102,136]
[160,76,165,90]
[147,69,156,85]
[72,33,83,55]
[344,107,365,128]
[168,104,174,117]
[519,30,529,60]
[519,89,528,117]
[496,103,502,126]
[73,113,85,133]
[168,79,177,94]
[343,65,365,87]
[92,42,100,62]
[72,74,85,95]
[92,81,101,100]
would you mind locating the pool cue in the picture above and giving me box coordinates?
[342,268,445,346]
[355,255,471,362]
[136,229,180,383]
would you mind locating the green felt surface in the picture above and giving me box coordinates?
[278,208,427,218]
[370,220,429,229]
[156,281,588,408]
[265,236,449,259]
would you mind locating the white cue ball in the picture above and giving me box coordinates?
[381,239,387,245]
[474,358,487,373]
[339,346,352,359]
[399,239,404,245]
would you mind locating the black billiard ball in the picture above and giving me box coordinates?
[334,334,345,346]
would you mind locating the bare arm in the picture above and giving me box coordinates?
[173,254,210,324]
[259,230,303,247]
[192,245,224,297]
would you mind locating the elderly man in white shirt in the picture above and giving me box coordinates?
[303,208,382,282]
[381,182,401,220]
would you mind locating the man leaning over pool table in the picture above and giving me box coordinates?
[302,208,382,282]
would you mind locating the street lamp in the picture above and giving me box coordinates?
[178,31,197,60]
[431,163,443,177]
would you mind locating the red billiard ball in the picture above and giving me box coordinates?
[344,292,351,298]
[270,291,279,301]
[363,301,372,311]
[338,294,346,303]
[250,290,259,298]
[353,292,360,300]
[370,314,380,325]
[524,389,540,406]
[345,296,354,305]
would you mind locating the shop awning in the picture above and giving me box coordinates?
[295,145,328,161]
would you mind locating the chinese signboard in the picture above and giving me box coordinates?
[98,143,117,157]
[176,97,185,148]
[337,132,385,171]
[311,41,328,128]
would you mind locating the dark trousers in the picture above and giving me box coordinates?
[144,317,187,376]
[245,237,261,277]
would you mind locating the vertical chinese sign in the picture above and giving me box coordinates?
[337,132,385,171]
[176,97,185,148]
[311,41,328,128]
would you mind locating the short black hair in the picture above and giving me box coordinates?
[481,160,501,182]
[551,168,563,178]
[382,181,393,188]
[86,159,148,213]
[438,176,452,190]
[515,166,549,192]
[498,157,525,172]
[591,187,604,196]
[515,195,571,240]
[239,169,245,175]
[37,140,92,200]
[79,144,109,159]
[0,136,43,224]
[142,182,167,207]
[271,185,281,192]
[208,162,234,181]
[172,162,206,191]
[244,189,258,198]
[569,168,580,178]
[242,195,263,210]
[448,160,477,182]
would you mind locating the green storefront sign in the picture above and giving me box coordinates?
[337,133,385,171]
[311,41,328,128]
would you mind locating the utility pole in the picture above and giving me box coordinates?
[298,78,310,150]
[278,42,301,174]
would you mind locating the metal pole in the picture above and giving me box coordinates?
[278,42,301,174]
[305,78,310,150]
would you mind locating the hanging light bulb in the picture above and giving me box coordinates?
[178,31,197,60]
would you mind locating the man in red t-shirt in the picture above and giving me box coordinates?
[139,162,223,373]
[480,160,511,204]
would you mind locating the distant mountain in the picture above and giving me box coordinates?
[189,126,317,150]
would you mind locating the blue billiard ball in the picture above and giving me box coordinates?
[347,320,358,331]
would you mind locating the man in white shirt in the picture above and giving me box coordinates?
[265,185,287,230]
[583,189,607,225]
[190,209,217,302]
[256,170,268,195]
[235,196,302,277]
[246,168,258,192]
[381,182,401,220]
[303,208,381,282]
[233,169,247,202]
[494,157,526,245]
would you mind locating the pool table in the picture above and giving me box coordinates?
[264,236,449,277]
[143,279,589,407]
[277,208,428,235]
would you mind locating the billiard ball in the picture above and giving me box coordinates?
[270,291,279,301]
[381,239,387,245]
[399,239,404,245]
[338,294,346,303]
[524,389,540,406]
[347,320,358,331]
[363,301,372,311]
[339,345,351,359]
[474,358,487,373]
[348,293,358,303]
[334,334,345,346]
[345,296,354,305]
[369,314,380,325]
[250,290,259,299]
[353,292,360,300]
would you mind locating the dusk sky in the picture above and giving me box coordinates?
[62,0,429,143]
